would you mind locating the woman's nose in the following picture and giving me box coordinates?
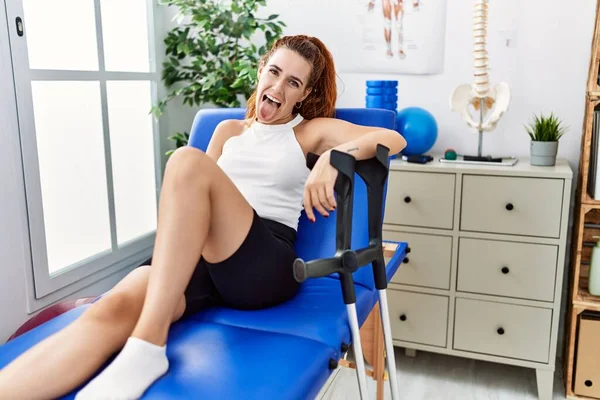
[272,78,285,92]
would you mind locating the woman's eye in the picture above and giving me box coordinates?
[269,69,278,75]
[290,81,299,88]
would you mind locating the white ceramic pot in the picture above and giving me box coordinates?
[530,141,558,166]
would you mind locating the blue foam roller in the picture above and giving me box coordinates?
[366,87,398,95]
[365,99,397,108]
[365,98,387,108]
[366,80,398,88]
[365,94,397,102]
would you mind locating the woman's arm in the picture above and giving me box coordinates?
[302,117,407,222]
[310,117,407,160]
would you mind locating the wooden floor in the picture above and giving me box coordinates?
[321,348,567,400]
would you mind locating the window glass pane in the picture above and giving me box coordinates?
[31,81,111,274]
[22,0,99,71]
[100,0,151,72]
[107,81,157,244]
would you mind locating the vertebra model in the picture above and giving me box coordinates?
[450,0,510,155]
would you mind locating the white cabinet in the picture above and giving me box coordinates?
[383,156,572,400]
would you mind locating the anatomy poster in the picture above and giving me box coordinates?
[263,0,448,75]
[353,0,448,73]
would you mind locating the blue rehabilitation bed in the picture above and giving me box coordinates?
[0,107,407,399]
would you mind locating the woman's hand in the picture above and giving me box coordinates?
[303,151,338,222]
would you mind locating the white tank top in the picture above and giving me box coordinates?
[217,114,310,231]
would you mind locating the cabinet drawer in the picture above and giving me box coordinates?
[460,175,564,238]
[384,171,455,229]
[574,311,600,398]
[384,231,452,289]
[453,298,552,363]
[457,238,558,302]
[388,290,448,347]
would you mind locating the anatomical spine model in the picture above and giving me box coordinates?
[450,0,510,156]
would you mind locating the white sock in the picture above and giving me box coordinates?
[75,337,169,400]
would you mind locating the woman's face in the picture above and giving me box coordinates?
[255,48,312,124]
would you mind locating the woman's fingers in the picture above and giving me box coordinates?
[303,188,316,222]
[311,186,329,217]
[304,183,335,221]
[325,185,336,210]
[317,186,333,214]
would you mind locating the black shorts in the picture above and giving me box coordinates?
[180,209,301,318]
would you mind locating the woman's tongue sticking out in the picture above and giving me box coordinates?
[258,93,281,122]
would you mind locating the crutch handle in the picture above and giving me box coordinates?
[295,150,358,305]
[293,250,358,283]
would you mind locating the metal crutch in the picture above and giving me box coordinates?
[354,144,400,400]
[293,149,371,400]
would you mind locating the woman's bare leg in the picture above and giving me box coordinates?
[133,146,254,345]
[75,146,254,399]
[0,266,185,400]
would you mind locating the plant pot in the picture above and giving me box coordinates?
[530,140,558,166]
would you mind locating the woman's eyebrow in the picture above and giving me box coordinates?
[270,64,304,86]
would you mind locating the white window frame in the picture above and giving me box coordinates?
[3,0,169,307]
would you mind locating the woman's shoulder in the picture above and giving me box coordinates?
[216,119,246,134]
[206,119,247,160]
[213,118,246,141]
[296,116,332,133]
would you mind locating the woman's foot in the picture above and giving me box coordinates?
[75,337,168,400]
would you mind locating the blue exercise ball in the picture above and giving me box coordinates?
[395,107,438,156]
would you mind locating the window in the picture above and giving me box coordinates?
[5,0,161,298]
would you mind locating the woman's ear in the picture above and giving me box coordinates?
[301,87,313,102]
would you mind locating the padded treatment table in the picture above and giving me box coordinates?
[0,108,407,399]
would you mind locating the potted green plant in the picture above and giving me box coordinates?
[151,0,286,154]
[525,112,567,166]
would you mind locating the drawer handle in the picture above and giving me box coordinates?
[505,203,514,211]
[399,314,407,321]
[404,196,411,203]
[501,266,510,274]
[403,257,409,264]
[497,327,505,335]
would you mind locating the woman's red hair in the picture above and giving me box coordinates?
[245,35,337,122]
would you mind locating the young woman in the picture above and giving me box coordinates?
[0,34,406,400]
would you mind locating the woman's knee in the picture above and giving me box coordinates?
[165,146,215,186]
[82,269,148,325]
